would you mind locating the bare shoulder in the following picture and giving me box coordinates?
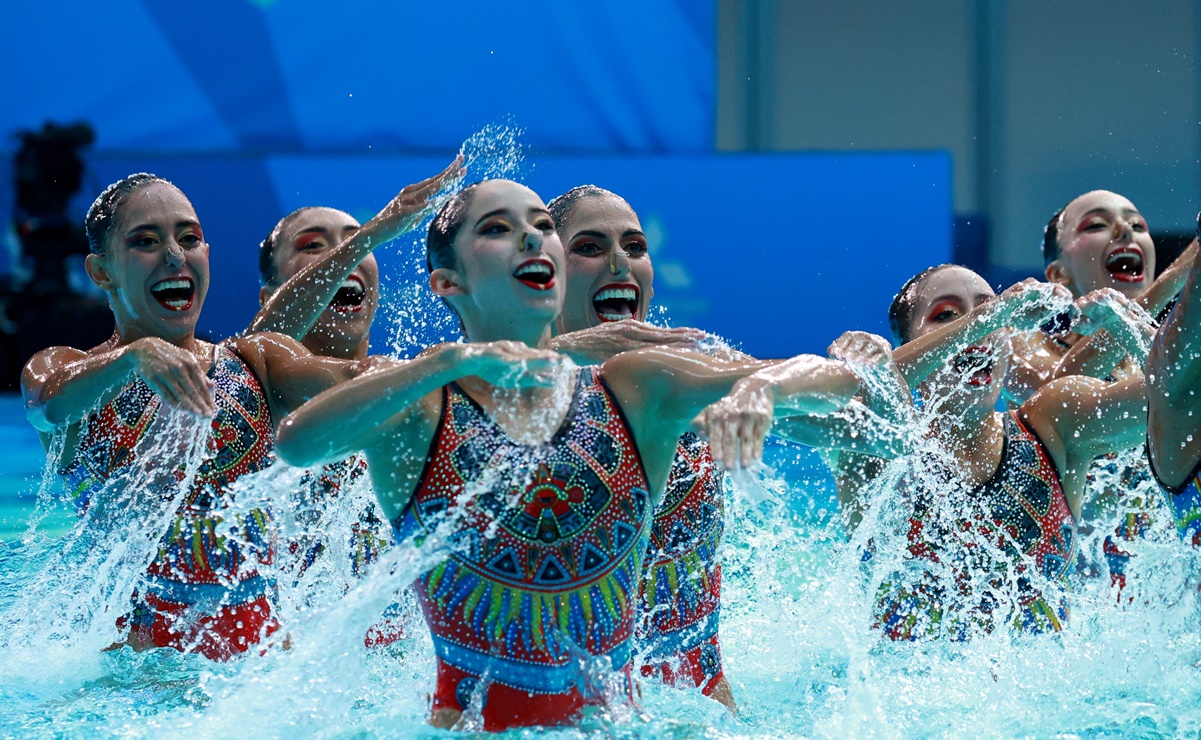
[227,331,309,375]
[21,345,89,392]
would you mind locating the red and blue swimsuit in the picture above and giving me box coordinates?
[60,345,277,660]
[1149,454,1201,548]
[874,412,1077,641]
[392,368,651,731]
[638,432,725,695]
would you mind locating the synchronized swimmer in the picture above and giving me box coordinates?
[18,160,1201,730]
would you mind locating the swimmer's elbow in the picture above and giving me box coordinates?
[275,417,328,467]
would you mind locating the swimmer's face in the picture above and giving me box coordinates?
[436,180,564,333]
[87,182,210,342]
[556,192,653,332]
[1049,190,1154,299]
[907,266,1009,401]
[264,207,379,351]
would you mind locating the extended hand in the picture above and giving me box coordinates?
[547,321,706,365]
[691,377,773,471]
[463,341,567,389]
[358,155,465,246]
[993,278,1074,332]
[828,331,912,424]
[130,338,215,416]
[1074,289,1154,335]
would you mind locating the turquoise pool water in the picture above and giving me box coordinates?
[2,392,1200,738]
[0,394,72,541]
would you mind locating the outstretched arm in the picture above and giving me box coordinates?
[22,339,215,433]
[1147,240,1201,485]
[546,321,706,365]
[248,157,463,339]
[700,332,910,468]
[275,341,561,467]
[771,402,908,460]
[896,279,1069,387]
[1021,374,1147,517]
[1049,287,1159,382]
[1148,247,1201,400]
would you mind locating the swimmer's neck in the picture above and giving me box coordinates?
[108,320,205,355]
[462,319,555,350]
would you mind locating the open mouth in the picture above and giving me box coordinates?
[513,259,556,291]
[1104,246,1145,283]
[150,277,195,312]
[591,283,640,322]
[329,276,366,313]
[952,345,994,387]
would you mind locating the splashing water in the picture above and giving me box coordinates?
[382,122,530,358]
[3,379,1201,737]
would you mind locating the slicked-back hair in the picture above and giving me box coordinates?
[85,173,173,256]
[258,206,321,287]
[1042,204,1068,267]
[546,184,629,231]
[426,182,484,274]
[888,264,959,346]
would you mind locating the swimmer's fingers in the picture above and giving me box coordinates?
[625,323,706,349]
[147,372,201,416]
[169,362,215,417]
[401,155,467,205]
[742,409,771,469]
[753,409,771,463]
[179,356,216,415]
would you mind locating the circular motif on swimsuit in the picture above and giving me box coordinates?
[496,458,612,544]
[455,676,486,711]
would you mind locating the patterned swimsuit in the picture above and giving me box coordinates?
[638,432,725,694]
[874,412,1077,641]
[60,345,277,660]
[392,368,651,731]
[287,454,400,647]
[1149,453,1201,548]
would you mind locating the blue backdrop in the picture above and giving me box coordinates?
[4,1,713,154]
[3,1,953,359]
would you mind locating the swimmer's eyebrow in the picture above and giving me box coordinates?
[926,294,968,308]
[568,228,646,241]
[1078,207,1142,222]
[474,208,510,227]
[125,220,199,235]
[569,230,610,241]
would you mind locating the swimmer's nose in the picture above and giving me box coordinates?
[610,248,631,276]
[1112,219,1133,242]
[164,241,186,268]
[521,232,543,252]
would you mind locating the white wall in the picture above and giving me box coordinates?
[719,0,1201,269]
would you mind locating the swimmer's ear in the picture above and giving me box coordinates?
[258,285,272,308]
[430,268,466,297]
[1045,260,1072,289]
[84,253,116,290]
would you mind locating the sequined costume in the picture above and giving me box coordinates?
[638,432,725,695]
[286,454,401,647]
[874,412,1077,641]
[1086,453,1155,600]
[392,368,651,731]
[60,345,277,660]
[1148,454,1201,548]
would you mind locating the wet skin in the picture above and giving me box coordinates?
[555,193,653,332]
[261,207,380,360]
